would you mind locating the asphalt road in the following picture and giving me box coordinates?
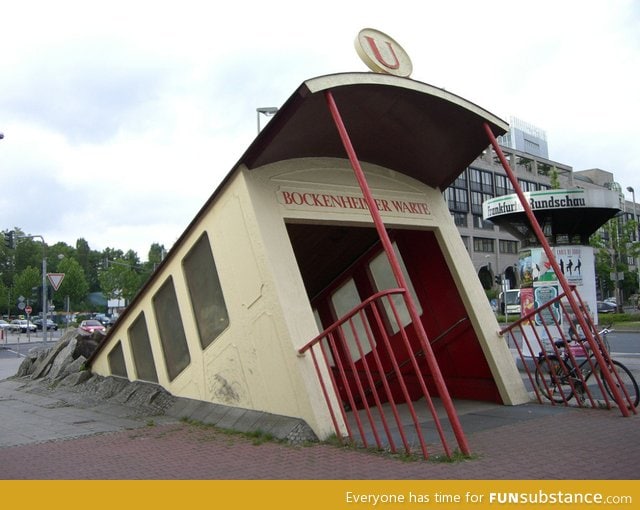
[607,329,640,353]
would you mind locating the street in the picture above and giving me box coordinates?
[607,329,640,353]
[0,328,66,370]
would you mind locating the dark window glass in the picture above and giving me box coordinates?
[182,233,230,349]
[452,212,467,227]
[108,341,128,378]
[495,174,514,196]
[473,237,495,253]
[128,312,158,383]
[469,168,494,193]
[473,214,494,230]
[153,276,191,381]
[499,239,519,254]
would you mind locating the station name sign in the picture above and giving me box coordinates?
[278,188,431,217]
[483,189,588,220]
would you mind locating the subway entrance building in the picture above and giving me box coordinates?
[89,36,531,457]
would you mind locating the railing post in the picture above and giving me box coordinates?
[324,90,470,454]
[484,122,633,416]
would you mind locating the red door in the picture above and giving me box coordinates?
[395,230,501,402]
[311,229,501,408]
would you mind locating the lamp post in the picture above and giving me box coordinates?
[256,107,278,133]
[627,186,639,306]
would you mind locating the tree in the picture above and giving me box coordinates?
[98,258,144,306]
[55,258,89,310]
[12,266,41,313]
[148,243,166,267]
[0,279,9,316]
[1,225,164,313]
[590,216,640,304]
[76,238,101,292]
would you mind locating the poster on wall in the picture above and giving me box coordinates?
[518,245,597,357]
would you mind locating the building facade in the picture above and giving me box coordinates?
[446,142,572,288]
[451,126,638,298]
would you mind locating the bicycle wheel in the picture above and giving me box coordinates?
[596,360,639,409]
[535,357,574,403]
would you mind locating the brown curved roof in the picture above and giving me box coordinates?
[240,72,508,190]
[88,73,508,364]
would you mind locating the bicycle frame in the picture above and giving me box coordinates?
[537,340,611,406]
[537,334,638,409]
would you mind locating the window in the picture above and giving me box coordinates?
[368,243,422,335]
[469,168,494,194]
[446,187,469,212]
[452,170,467,188]
[153,277,191,381]
[499,239,518,254]
[495,174,514,197]
[471,191,492,215]
[108,341,128,378]
[452,212,467,227]
[473,237,495,253]
[183,233,230,349]
[128,312,158,383]
[313,309,335,366]
[518,179,537,192]
[473,214,494,230]
[524,138,540,154]
[330,279,373,361]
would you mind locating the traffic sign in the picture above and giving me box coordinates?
[25,305,32,315]
[47,273,65,291]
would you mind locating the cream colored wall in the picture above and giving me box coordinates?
[246,157,529,407]
[92,156,528,442]
[90,169,339,436]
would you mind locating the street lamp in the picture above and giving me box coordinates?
[256,107,278,133]
[627,186,639,304]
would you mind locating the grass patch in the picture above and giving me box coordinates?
[428,449,479,463]
[179,417,280,445]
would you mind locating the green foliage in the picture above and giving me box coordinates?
[56,258,89,309]
[0,225,166,316]
[590,216,640,299]
[549,166,561,189]
[13,266,41,304]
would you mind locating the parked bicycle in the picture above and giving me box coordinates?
[535,329,639,409]
[568,321,612,354]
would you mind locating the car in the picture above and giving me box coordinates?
[9,319,38,333]
[93,313,111,326]
[604,297,617,305]
[597,301,617,314]
[34,318,59,331]
[0,319,11,330]
[79,319,106,334]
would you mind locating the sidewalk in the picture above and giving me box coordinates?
[0,357,639,480]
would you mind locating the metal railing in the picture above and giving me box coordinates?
[299,288,460,459]
[500,286,637,414]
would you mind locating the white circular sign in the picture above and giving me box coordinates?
[354,28,413,77]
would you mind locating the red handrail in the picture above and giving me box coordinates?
[299,288,456,459]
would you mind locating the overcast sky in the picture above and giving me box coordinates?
[1,0,638,260]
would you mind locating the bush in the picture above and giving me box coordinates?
[607,312,640,323]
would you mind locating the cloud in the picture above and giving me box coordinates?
[1,0,639,259]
